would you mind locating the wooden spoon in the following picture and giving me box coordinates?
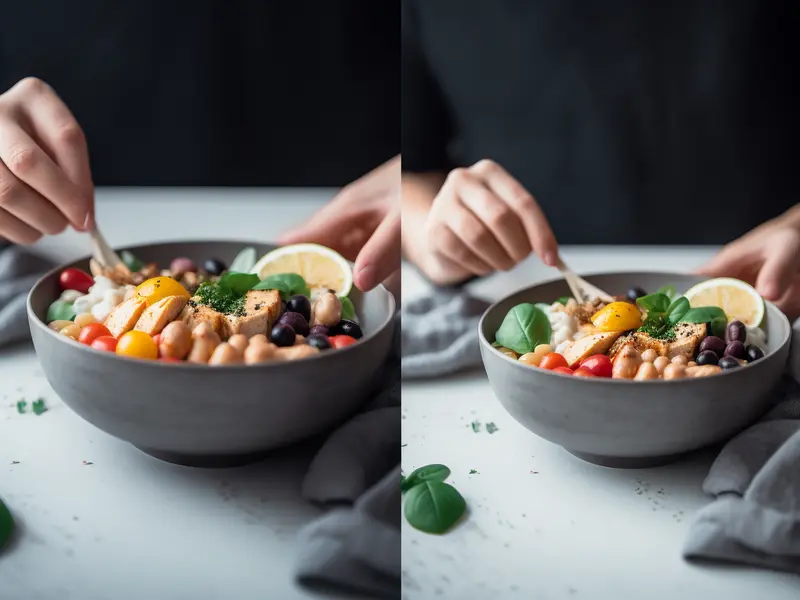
[88,226,130,278]
[555,257,614,304]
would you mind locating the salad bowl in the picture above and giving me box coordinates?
[479,272,791,468]
[27,240,396,467]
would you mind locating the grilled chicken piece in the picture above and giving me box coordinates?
[562,331,623,368]
[223,290,281,339]
[608,322,707,361]
[180,303,226,336]
[104,297,147,337]
[133,295,188,335]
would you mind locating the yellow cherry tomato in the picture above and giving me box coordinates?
[135,276,190,307]
[591,301,643,332]
[116,330,159,360]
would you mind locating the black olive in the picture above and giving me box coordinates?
[306,334,332,350]
[745,345,764,362]
[270,324,295,347]
[718,356,740,370]
[286,295,311,322]
[626,286,647,302]
[696,350,719,366]
[331,319,363,339]
[203,258,226,275]
[278,311,309,337]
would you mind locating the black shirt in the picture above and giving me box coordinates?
[1,1,399,187]
[402,0,799,245]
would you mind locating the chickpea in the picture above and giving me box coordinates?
[274,344,321,361]
[159,321,193,360]
[640,349,658,363]
[312,293,342,327]
[192,322,216,339]
[495,346,519,360]
[48,319,74,332]
[228,334,249,354]
[612,347,641,379]
[208,342,243,366]
[249,334,269,346]
[244,342,277,364]
[187,333,220,364]
[653,356,671,374]
[294,334,306,346]
[685,365,722,378]
[634,362,659,380]
[687,361,697,368]
[663,363,687,380]
[59,323,82,340]
[74,313,97,328]
[671,355,689,365]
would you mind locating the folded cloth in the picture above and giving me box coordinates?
[401,291,489,379]
[0,245,56,347]
[295,317,401,600]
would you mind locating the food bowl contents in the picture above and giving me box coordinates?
[43,245,363,364]
[492,278,768,380]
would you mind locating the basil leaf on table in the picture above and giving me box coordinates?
[656,285,677,301]
[0,497,13,550]
[229,247,257,274]
[217,272,260,296]
[46,300,75,322]
[404,481,466,534]
[403,464,451,492]
[495,303,551,355]
[253,273,310,301]
[340,296,356,321]
[120,250,144,272]
[665,297,690,325]
[636,293,670,315]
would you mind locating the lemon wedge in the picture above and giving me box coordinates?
[251,243,353,296]
[683,278,764,327]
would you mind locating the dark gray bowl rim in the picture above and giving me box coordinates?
[478,270,791,385]
[27,238,396,370]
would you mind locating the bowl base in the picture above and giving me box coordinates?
[567,449,689,469]
[135,446,273,468]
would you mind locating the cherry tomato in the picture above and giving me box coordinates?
[152,334,162,346]
[78,323,112,345]
[90,336,118,353]
[135,276,190,307]
[579,354,613,378]
[591,301,642,332]
[539,352,568,370]
[328,335,357,349]
[573,367,597,378]
[552,366,574,376]
[116,330,158,360]
[59,268,94,294]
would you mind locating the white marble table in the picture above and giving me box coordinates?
[400,249,800,600]
[0,188,360,600]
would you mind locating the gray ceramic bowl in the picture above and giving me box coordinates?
[28,240,396,467]
[479,272,791,468]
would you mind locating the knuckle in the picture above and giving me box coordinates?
[56,122,85,147]
[446,167,468,186]
[471,159,498,174]
[15,76,48,96]
[487,205,513,229]
[7,146,40,176]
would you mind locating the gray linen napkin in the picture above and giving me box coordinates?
[0,245,55,347]
[402,288,800,575]
[295,318,401,600]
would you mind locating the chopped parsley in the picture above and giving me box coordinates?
[16,400,26,414]
[470,420,481,433]
[637,320,676,341]
[469,469,478,474]
[194,282,246,316]
[486,422,499,434]
[32,398,47,415]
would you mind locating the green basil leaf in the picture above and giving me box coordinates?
[120,250,144,272]
[404,481,466,534]
[555,297,570,306]
[711,316,728,339]
[680,306,726,324]
[665,297,690,325]
[657,285,676,301]
[252,273,310,301]
[46,300,75,322]
[340,296,356,321]
[404,464,451,491]
[229,247,257,274]
[0,497,13,550]
[218,272,260,296]
[495,303,551,355]
[636,293,670,314]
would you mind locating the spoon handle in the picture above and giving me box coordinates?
[556,257,614,303]
[89,226,126,271]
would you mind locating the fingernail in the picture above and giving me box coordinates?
[82,211,94,232]
[759,282,779,300]
[544,251,557,267]
[355,265,373,291]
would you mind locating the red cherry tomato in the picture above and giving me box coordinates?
[329,335,357,349]
[59,268,94,294]
[573,367,597,378]
[78,323,112,345]
[579,354,613,378]
[539,352,569,370]
[90,336,118,352]
[552,366,574,376]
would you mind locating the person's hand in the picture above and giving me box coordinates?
[696,205,800,319]
[423,159,558,280]
[0,78,94,244]
[279,156,400,293]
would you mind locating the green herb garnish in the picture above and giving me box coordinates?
[252,273,310,301]
[32,398,47,416]
[16,400,26,414]
[340,296,356,321]
[555,297,570,306]
[229,247,257,273]
[636,291,727,340]
[120,250,144,272]
[195,282,246,316]
[402,463,466,534]
[486,422,499,434]
[469,469,478,474]
[495,303,551,355]
[470,420,481,433]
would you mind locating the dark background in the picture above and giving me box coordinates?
[0,1,400,187]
